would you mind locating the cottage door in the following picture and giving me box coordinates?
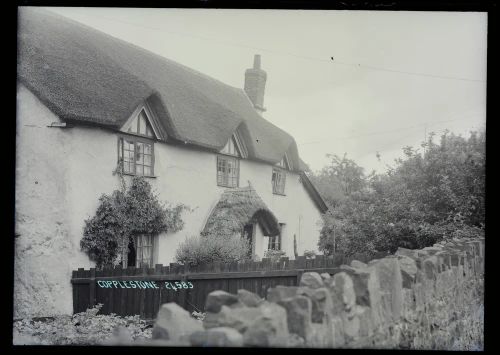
[242,224,254,258]
[127,239,136,267]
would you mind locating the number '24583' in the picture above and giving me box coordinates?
[165,281,193,291]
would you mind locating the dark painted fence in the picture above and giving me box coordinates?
[71,252,389,320]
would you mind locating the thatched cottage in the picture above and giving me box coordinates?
[15,8,327,317]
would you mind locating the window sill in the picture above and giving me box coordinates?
[272,192,286,196]
[120,172,157,179]
[217,184,239,188]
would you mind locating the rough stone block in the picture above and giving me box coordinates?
[371,258,403,322]
[340,267,383,330]
[340,264,357,272]
[330,315,346,347]
[285,333,305,348]
[350,260,368,269]
[402,288,416,315]
[310,287,334,323]
[277,295,312,343]
[320,272,331,281]
[423,256,438,280]
[205,290,239,313]
[266,285,299,303]
[299,272,324,289]
[435,251,452,272]
[152,303,203,341]
[342,308,361,343]
[423,246,443,255]
[189,327,244,347]
[242,305,289,347]
[331,272,356,312]
[310,323,329,348]
[203,305,262,333]
[296,286,324,323]
[356,305,373,337]
[237,289,263,307]
[395,247,418,260]
[397,255,418,278]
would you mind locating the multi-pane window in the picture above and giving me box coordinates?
[118,137,154,176]
[272,168,286,195]
[268,223,284,250]
[135,235,154,268]
[217,155,239,188]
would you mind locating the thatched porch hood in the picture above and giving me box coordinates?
[202,186,280,237]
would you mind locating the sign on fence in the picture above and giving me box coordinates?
[71,252,389,319]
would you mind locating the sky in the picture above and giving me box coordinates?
[45,7,487,174]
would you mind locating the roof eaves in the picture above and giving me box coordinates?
[300,171,328,213]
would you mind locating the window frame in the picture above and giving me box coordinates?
[272,167,286,195]
[135,234,155,268]
[220,136,241,157]
[268,223,284,251]
[121,104,162,140]
[117,134,156,177]
[216,154,240,188]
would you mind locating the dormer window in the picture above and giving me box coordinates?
[272,168,286,195]
[217,135,242,188]
[272,154,289,195]
[276,154,291,170]
[125,109,155,138]
[118,106,158,177]
[220,136,241,156]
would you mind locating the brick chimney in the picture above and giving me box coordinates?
[244,54,267,115]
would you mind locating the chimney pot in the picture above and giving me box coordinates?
[244,54,267,114]
[253,54,261,69]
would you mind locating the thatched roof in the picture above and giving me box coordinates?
[17,8,307,169]
[202,186,281,237]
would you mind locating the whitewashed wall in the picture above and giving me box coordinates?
[15,83,324,317]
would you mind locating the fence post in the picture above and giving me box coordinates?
[296,269,304,285]
[89,268,96,308]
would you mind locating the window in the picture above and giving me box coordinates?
[217,155,239,187]
[126,109,155,138]
[135,235,155,268]
[220,136,240,156]
[276,156,290,170]
[118,137,154,176]
[118,108,156,177]
[272,168,286,195]
[268,223,284,250]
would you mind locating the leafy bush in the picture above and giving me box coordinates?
[314,130,485,256]
[175,232,251,267]
[303,250,317,259]
[13,304,151,345]
[81,177,187,268]
[264,249,286,262]
[191,311,206,322]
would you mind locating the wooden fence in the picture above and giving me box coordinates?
[71,252,389,320]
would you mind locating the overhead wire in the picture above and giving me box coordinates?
[65,12,485,84]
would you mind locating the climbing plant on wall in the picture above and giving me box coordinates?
[80,176,187,269]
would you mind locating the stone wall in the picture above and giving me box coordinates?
[144,237,484,349]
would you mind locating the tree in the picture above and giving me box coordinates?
[80,177,186,268]
[314,130,485,257]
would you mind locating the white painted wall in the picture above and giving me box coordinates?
[15,83,324,317]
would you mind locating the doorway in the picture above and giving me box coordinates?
[127,238,136,267]
[242,224,254,258]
